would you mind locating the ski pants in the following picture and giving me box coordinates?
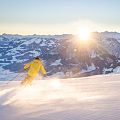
[21,75,34,85]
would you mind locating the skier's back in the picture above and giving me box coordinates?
[21,57,46,85]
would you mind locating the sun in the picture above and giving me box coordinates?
[78,27,91,41]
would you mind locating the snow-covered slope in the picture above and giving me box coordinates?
[0,74,120,120]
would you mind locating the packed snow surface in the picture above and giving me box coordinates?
[0,74,120,120]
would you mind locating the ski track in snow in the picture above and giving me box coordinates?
[0,74,120,120]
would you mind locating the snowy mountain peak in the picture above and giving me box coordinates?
[0,32,120,80]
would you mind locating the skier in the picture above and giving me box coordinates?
[21,57,47,85]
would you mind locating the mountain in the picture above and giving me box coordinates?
[0,32,120,80]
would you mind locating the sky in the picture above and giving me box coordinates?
[0,0,120,35]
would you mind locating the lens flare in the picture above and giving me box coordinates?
[50,79,62,89]
[77,27,91,41]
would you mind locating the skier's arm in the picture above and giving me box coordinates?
[40,65,47,75]
[24,62,32,70]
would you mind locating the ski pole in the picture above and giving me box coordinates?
[5,73,21,84]
[6,69,25,84]
[0,71,26,87]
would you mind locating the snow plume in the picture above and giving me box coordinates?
[1,76,109,106]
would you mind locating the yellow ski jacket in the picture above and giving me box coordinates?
[24,59,46,77]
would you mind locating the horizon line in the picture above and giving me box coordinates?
[0,31,120,36]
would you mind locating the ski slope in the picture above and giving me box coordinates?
[0,74,120,120]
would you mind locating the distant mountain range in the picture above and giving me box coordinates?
[0,32,120,79]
